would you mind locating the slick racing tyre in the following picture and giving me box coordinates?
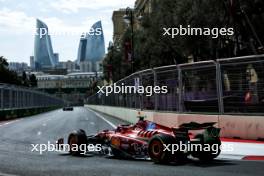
[194,134,221,161]
[68,129,87,156]
[148,134,175,164]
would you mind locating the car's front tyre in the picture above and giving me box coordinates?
[68,129,87,155]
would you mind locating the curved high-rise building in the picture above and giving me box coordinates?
[34,19,56,69]
[77,21,105,65]
[76,35,87,64]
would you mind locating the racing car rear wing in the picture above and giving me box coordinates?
[178,122,217,130]
[173,122,221,140]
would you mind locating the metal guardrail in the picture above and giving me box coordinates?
[0,84,65,110]
[86,55,264,115]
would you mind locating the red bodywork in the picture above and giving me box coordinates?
[59,116,220,161]
[94,119,178,158]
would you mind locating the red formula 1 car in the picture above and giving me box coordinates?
[57,114,221,163]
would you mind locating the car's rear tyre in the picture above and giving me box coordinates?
[148,134,176,164]
[193,134,221,161]
[68,129,87,156]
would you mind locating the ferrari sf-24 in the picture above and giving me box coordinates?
[57,114,221,163]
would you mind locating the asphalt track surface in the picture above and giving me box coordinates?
[0,107,263,176]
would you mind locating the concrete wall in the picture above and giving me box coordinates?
[86,105,264,140]
[86,105,154,123]
[219,115,264,140]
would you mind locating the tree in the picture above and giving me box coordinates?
[103,0,264,81]
[0,56,26,86]
[22,71,28,86]
[29,74,37,87]
[0,56,8,68]
[103,41,131,82]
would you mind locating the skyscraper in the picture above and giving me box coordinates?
[76,36,87,64]
[53,53,59,65]
[77,21,105,71]
[34,19,57,70]
[30,56,35,69]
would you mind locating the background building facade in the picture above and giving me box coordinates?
[80,61,93,72]
[112,9,127,46]
[8,62,29,72]
[59,61,76,72]
[37,72,102,105]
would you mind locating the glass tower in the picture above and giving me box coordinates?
[34,19,56,70]
[77,21,105,66]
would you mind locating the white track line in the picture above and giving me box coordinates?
[0,172,19,176]
[0,119,20,127]
[218,154,244,160]
[88,108,117,128]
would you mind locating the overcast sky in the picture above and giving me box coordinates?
[0,0,134,64]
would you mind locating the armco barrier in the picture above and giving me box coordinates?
[0,106,60,121]
[0,84,65,120]
[0,84,65,110]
